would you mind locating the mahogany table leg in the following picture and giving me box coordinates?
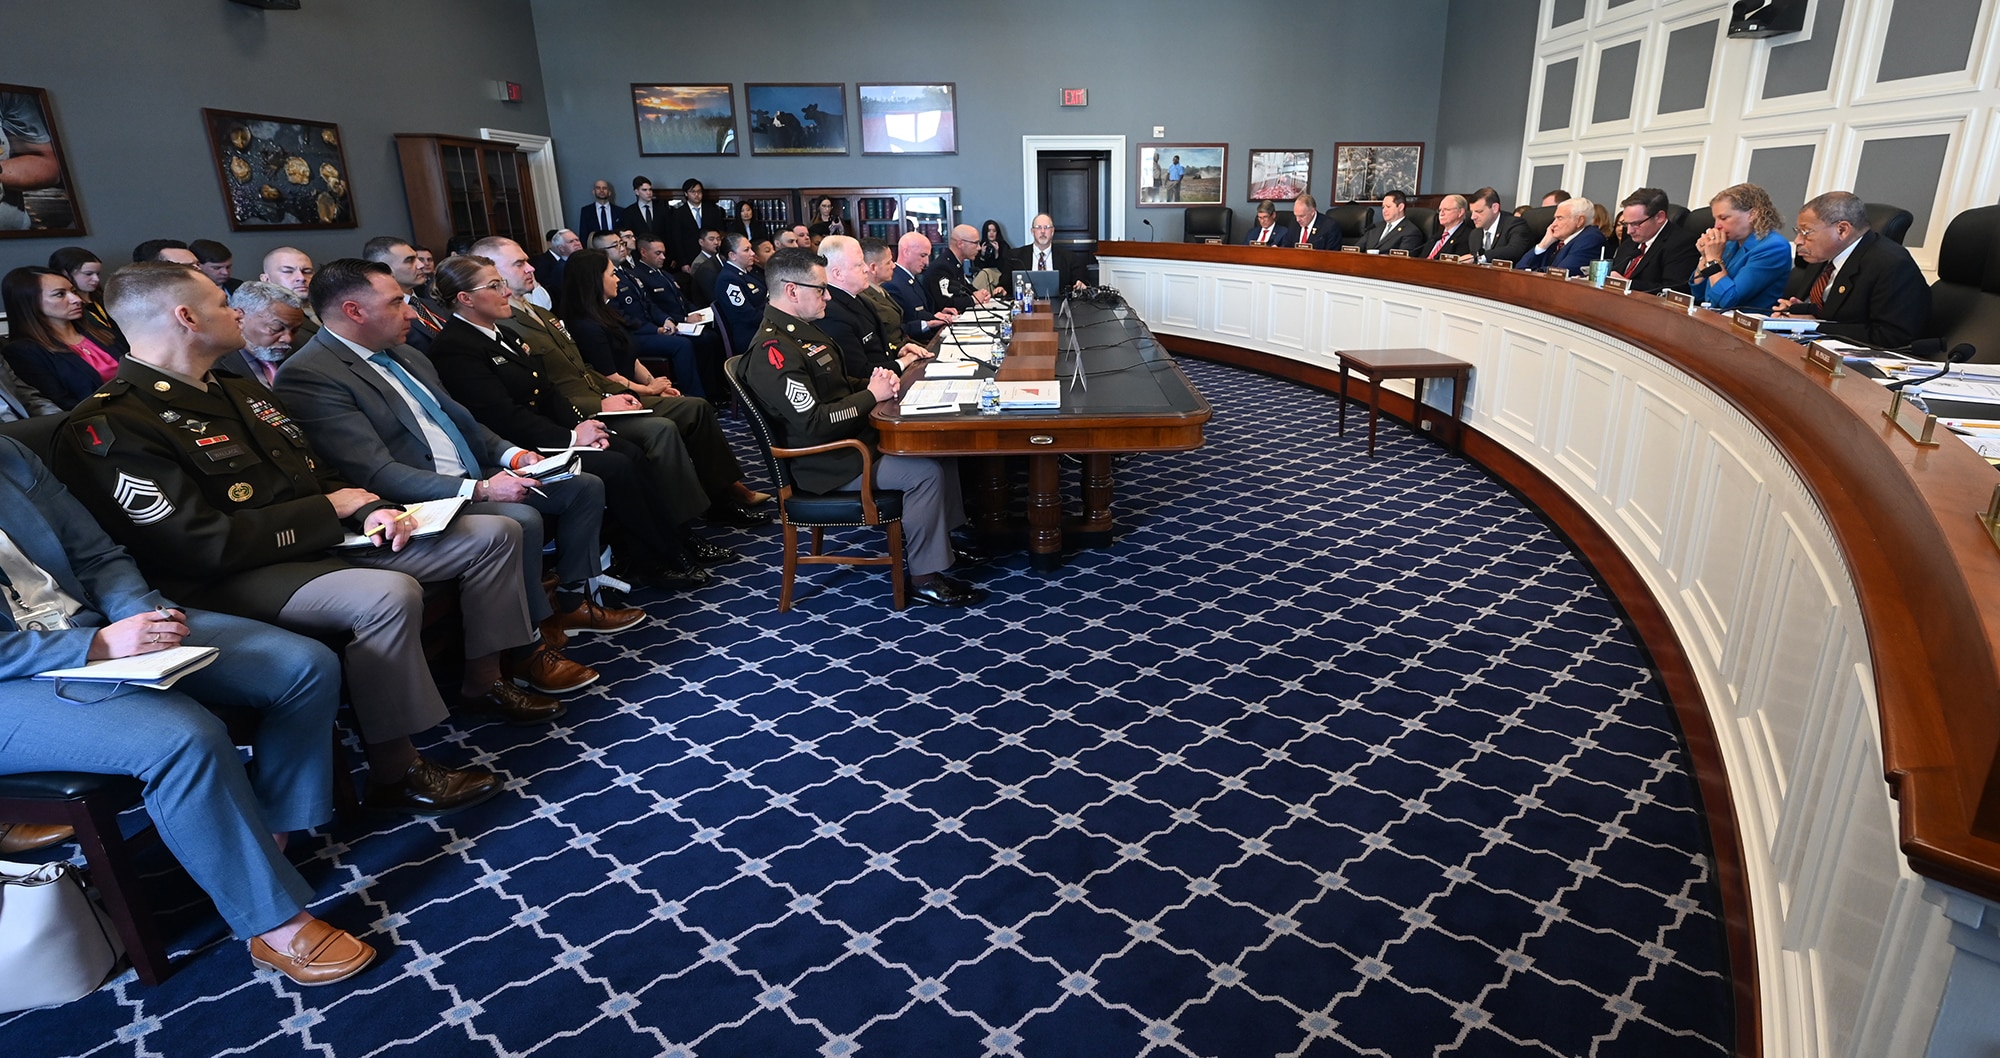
[1073,453,1116,548]
[971,455,1010,537]
[1026,453,1064,571]
[1450,367,1468,452]
[1337,363,1349,436]
[1366,371,1381,456]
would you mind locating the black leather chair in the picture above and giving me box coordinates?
[723,355,908,609]
[1182,205,1234,243]
[1681,206,1715,239]
[1865,203,1915,245]
[1327,203,1377,248]
[1519,205,1558,243]
[1405,207,1439,245]
[1664,204,1689,228]
[1926,205,2000,363]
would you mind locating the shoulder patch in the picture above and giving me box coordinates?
[765,341,785,370]
[70,416,115,456]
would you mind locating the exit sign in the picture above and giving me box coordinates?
[1061,88,1088,107]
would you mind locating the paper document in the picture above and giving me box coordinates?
[37,645,219,690]
[922,362,979,378]
[1908,377,2000,403]
[676,322,706,337]
[996,381,1061,410]
[519,453,580,479]
[685,308,713,325]
[597,408,653,417]
[1735,312,1818,333]
[903,379,982,407]
[335,496,468,548]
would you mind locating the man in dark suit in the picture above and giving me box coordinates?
[1358,190,1428,254]
[620,177,673,249]
[1245,202,1287,247]
[666,178,716,276]
[272,259,639,656]
[362,236,447,352]
[1773,190,1931,348]
[1005,213,1088,290]
[529,228,579,303]
[1463,187,1535,263]
[816,235,936,378]
[1289,194,1341,250]
[687,229,724,310]
[923,224,994,311]
[1421,195,1478,260]
[578,179,620,239]
[0,351,59,421]
[887,232,957,340]
[1515,198,1608,274]
[1610,187,1701,294]
[218,280,309,390]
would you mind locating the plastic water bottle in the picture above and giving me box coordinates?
[978,377,1001,415]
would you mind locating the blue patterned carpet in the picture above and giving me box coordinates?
[4,358,1731,1057]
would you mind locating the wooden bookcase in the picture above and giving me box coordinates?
[799,186,958,246]
[705,188,797,232]
[395,134,541,254]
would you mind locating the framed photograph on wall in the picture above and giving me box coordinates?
[631,84,738,156]
[0,84,86,238]
[1138,144,1225,206]
[1333,142,1423,203]
[745,83,847,155]
[1247,149,1312,201]
[857,83,957,155]
[202,108,358,231]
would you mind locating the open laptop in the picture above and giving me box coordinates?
[1013,269,1060,299]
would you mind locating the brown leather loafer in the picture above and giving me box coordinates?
[508,644,599,694]
[459,680,568,725]
[0,823,76,854]
[249,918,376,986]
[554,597,646,636]
[364,757,502,816]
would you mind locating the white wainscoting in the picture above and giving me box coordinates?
[1102,255,1975,1058]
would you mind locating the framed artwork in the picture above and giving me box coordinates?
[1247,149,1312,201]
[1333,142,1423,203]
[0,84,86,237]
[857,83,957,155]
[1138,144,1225,207]
[202,108,357,231]
[631,84,738,156]
[745,83,847,155]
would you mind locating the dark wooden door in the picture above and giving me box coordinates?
[1037,151,1108,246]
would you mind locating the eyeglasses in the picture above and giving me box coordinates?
[1793,226,1822,239]
[475,279,510,293]
[788,281,829,296]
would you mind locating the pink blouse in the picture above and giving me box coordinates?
[72,336,117,382]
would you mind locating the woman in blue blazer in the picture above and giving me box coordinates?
[1690,183,1795,312]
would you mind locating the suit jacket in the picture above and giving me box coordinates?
[631,260,690,322]
[529,251,569,296]
[1609,223,1701,294]
[1515,226,1608,273]
[667,201,718,270]
[502,299,643,414]
[1465,213,1535,263]
[273,329,518,502]
[1244,221,1290,247]
[403,293,449,353]
[426,317,580,452]
[1358,217,1427,254]
[713,262,767,356]
[688,253,722,310]
[1289,211,1340,250]
[213,349,285,391]
[859,285,908,346]
[578,200,622,238]
[621,200,672,246]
[0,435,169,679]
[1778,230,1932,348]
[1005,243,1085,290]
[921,256,979,312]
[884,266,934,340]
[722,218,764,246]
[818,285,898,379]
[0,354,63,421]
[1420,223,1478,261]
[3,340,109,410]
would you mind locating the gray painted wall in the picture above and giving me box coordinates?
[1433,0,1541,206]
[528,0,1448,244]
[3,0,550,273]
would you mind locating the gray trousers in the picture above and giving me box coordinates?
[277,513,532,743]
[845,455,964,576]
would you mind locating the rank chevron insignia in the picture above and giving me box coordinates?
[784,377,814,412]
[112,471,174,525]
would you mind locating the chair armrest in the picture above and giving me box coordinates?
[769,439,887,521]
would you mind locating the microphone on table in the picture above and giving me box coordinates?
[1141,218,1154,242]
[1885,342,1975,392]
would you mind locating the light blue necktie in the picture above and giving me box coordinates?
[369,352,481,475]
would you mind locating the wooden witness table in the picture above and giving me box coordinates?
[872,298,1211,571]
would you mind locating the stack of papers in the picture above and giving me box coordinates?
[922,362,979,378]
[336,496,468,548]
[997,381,1061,410]
[38,645,220,690]
[902,379,982,408]
[1939,418,2000,461]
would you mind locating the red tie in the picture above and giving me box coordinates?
[1622,243,1646,278]
[1298,222,1313,247]
[1809,263,1834,307]
[1427,230,1449,259]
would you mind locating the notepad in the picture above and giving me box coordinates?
[922,362,979,378]
[335,496,468,548]
[597,408,654,417]
[996,381,1061,410]
[519,453,581,479]
[37,645,220,690]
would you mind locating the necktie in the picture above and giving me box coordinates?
[600,204,611,231]
[642,204,652,226]
[1299,221,1313,247]
[369,352,481,475]
[254,358,280,388]
[1809,263,1834,307]
[1548,239,1565,265]
[1623,242,1647,279]
[1483,226,1495,251]
[1037,250,1049,271]
[410,298,445,332]
[1428,230,1449,259]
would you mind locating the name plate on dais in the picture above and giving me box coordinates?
[1601,275,1631,294]
[1660,289,1697,311]
[1981,484,2000,554]
[1804,341,1845,377]
[1486,260,1514,270]
[1730,311,1761,334]
[1388,249,1410,257]
[1340,245,1361,253]
[1544,268,1569,279]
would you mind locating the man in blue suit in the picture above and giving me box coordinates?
[886,231,958,341]
[0,434,377,985]
[1516,197,1608,274]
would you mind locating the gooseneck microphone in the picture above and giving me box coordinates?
[1885,342,1975,392]
[1141,218,1154,242]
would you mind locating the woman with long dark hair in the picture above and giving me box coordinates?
[2,266,122,408]
[725,199,764,245]
[47,245,118,338]
[975,219,1010,271]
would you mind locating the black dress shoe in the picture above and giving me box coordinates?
[364,758,502,816]
[908,574,990,607]
[705,505,773,529]
[458,680,569,724]
[629,559,713,590]
[685,537,742,566]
